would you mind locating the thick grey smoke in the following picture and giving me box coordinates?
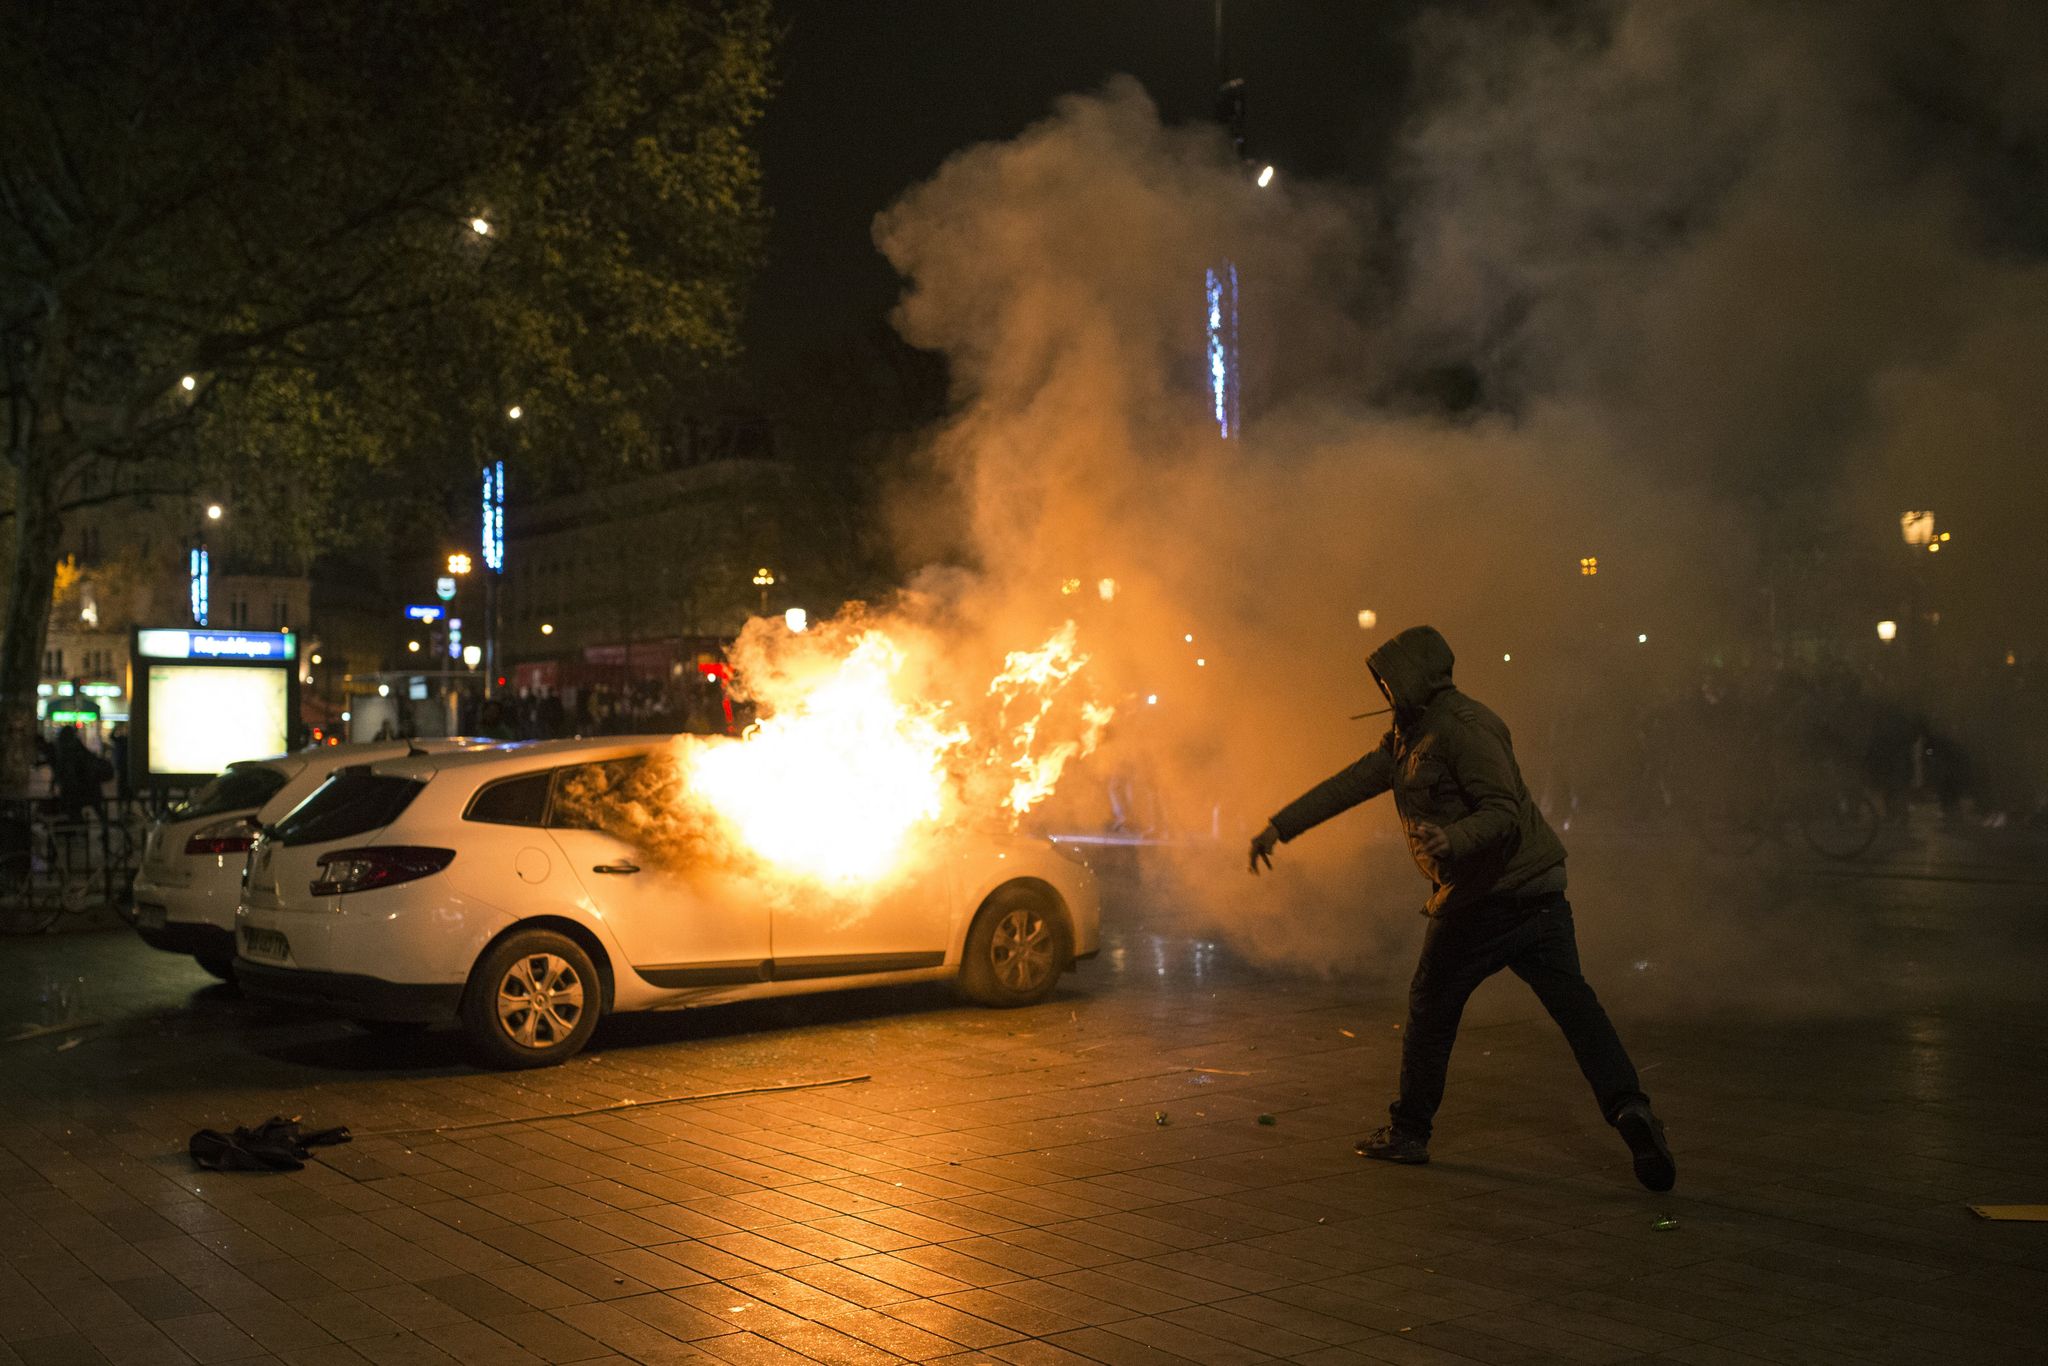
[862,1,2048,981]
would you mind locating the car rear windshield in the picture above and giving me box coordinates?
[177,764,289,822]
[272,772,424,847]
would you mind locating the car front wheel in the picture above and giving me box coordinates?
[461,930,600,1069]
[959,887,1068,1007]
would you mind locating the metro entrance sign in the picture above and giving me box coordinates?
[436,576,457,601]
[130,627,299,785]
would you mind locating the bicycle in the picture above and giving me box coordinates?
[0,804,137,935]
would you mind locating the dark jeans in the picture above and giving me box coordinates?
[1389,896,1645,1141]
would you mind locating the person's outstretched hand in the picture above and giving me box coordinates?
[1413,823,1451,859]
[1248,822,1279,875]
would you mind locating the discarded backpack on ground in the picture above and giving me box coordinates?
[188,1116,351,1172]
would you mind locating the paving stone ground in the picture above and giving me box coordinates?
[1,826,2044,1365]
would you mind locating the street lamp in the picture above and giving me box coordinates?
[205,503,223,521]
[470,217,491,236]
[447,552,472,576]
[180,375,197,392]
[752,566,776,613]
[1256,164,1276,188]
[540,623,554,636]
[1356,609,1377,630]
[407,640,420,653]
[507,404,522,421]
[1877,620,1898,642]
[784,607,808,634]
[462,644,482,669]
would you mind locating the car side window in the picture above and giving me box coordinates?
[547,759,646,833]
[464,772,552,827]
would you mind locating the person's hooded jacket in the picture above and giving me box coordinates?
[1267,625,1566,916]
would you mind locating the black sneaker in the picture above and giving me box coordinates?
[1614,1101,1676,1192]
[1355,1125,1429,1164]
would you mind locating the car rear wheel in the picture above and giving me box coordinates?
[958,887,1068,1008]
[461,930,600,1069]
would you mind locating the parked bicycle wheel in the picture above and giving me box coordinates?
[0,850,60,934]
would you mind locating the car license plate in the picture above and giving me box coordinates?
[242,927,290,961]
[135,903,166,931]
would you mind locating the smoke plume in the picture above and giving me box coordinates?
[856,1,2048,982]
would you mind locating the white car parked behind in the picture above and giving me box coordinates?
[234,736,1101,1067]
[133,739,496,980]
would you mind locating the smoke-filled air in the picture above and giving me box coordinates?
[620,1,2048,982]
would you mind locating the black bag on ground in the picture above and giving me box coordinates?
[188,1116,351,1172]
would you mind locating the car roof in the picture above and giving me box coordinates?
[305,736,502,774]
[366,734,683,782]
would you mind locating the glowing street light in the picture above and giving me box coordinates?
[1580,556,1600,576]
[204,503,223,521]
[1637,633,1648,644]
[470,217,491,236]
[507,404,523,420]
[180,375,197,392]
[1877,620,1898,642]
[406,640,420,653]
[1256,164,1276,189]
[462,644,482,669]
[1357,609,1377,630]
[1097,577,1118,603]
[447,552,472,576]
[309,653,322,665]
[540,623,554,636]
[1146,693,1159,705]
[784,607,808,634]
[377,683,390,697]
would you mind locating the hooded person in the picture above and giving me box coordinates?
[1248,625,1674,1192]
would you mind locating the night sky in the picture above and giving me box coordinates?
[746,0,1421,370]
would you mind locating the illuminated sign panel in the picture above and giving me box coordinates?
[144,665,290,775]
[132,626,298,782]
[136,629,296,661]
[405,605,444,623]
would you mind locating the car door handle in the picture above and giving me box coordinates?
[593,862,641,875]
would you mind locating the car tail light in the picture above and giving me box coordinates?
[310,846,455,897]
[185,816,260,856]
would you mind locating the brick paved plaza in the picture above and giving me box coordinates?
[2,833,2044,1365]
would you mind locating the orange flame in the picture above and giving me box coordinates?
[670,620,1111,891]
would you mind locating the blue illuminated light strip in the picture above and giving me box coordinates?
[1204,262,1241,440]
[482,460,506,572]
[188,547,210,625]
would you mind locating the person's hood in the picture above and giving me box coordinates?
[1368,625,1456,716]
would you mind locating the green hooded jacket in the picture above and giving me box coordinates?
[1268,625,1567,916]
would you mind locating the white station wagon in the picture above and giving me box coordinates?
[133,739,496,980]
[234,736,1101,1067]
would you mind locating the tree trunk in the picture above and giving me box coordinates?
[0,457,67,797]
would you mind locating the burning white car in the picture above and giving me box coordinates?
[234,735,1102,1067]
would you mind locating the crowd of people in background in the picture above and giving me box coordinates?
[1536,656,2048,834]
[452,674,740,742]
